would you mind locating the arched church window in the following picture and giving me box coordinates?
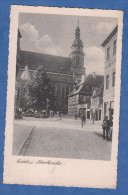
[51,85,57,99]
[62,86,65,102]
[77,57,79,65]
[65,86,69,105]
[54,85,57,97]
[73,56,76,64]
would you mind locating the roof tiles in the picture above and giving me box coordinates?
[20,50,72,75]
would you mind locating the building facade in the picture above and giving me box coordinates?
[101,25,117,120]
[68,74,104,118]
[91,84,103,121]
[16,23,86,114]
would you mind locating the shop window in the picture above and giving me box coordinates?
[110,101,114,120]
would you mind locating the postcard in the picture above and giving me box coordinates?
[3,5,123,188]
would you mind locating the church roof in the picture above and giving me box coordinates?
[20,50,72,75]
[84,74,104,86]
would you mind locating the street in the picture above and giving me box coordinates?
[13,116,112,161]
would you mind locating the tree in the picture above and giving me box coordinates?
[27,66,55,112]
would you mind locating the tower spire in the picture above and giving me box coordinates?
[70,21,85,82]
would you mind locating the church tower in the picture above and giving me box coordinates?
[70,21,85,82]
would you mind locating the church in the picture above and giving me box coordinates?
[16,23,86,114]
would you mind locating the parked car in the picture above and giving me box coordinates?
[22,110,34,117]
[34,111,49,118]
[34,112,43,118]
[15,108,23,119]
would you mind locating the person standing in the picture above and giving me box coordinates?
[81,114,85,128]
[102,116,110,140]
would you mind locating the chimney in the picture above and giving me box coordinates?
[81,74,86,83]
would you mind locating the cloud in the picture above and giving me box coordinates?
[94,21,117,42]
[19,23,106,75]
[20,23,39,42]
[96,21,117,34]
[84,46,105,75]
[20,23,65,56]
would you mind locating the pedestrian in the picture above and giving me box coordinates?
[92,113,95,124]
[81,114,85,128]
[102,116,110,140]
[74,112,77,120]
[59,110,62,120]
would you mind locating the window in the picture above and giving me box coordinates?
[106,75,109,89]
[79,94,82,103]
[86,96,90,103]
[83,96,86,102]
[104,102,108,117]
[107,46,110,60]
[113,40,117,56]
[65,86,69,105]
[112,72,116,87]
[54,85,57,97]
[77,57,79,64]
[110,101,114,120]
[86,85,89,90]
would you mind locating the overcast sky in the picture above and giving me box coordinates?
[19,13,117,75]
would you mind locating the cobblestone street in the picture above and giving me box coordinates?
[13,116,112,160]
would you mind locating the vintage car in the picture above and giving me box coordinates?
[22,110,34,117]
[34,110,48,118]
[15,108,23,119]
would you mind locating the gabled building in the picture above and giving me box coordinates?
[68,73,104,118]
[101,25,117,120]
[91,84,103,121]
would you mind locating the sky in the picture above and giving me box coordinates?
[18,13,117,75]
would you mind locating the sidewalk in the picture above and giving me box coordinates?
[12,123,34,155]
